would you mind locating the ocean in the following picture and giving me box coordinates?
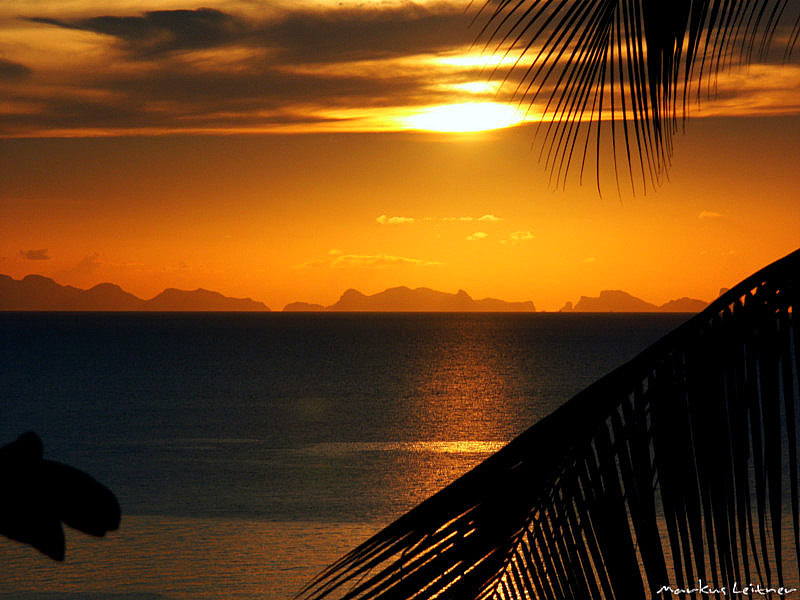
[0,312,690,599]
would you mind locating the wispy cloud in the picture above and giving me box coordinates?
[692,64,800,118]
[378,214,502,224]
[63,252,102,275]
[376,214,415,225]
[499,230,534,245]
[443,216,479,222]
[698,210,723,219]
[466,232,488,241]
[20,248,51,260]
[295,252,442,269]
[509,230,534,242]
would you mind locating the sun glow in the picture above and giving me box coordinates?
[432,52,530,69]
[403,102,526,133]
[447,81,502,94]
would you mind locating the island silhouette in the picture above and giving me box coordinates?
[0,274,269,311]
[290,287,706,312]
[290,286,536,312]
[1,273,708,312]
[559,290,708,313]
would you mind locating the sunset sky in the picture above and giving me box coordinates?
[2,0,799,310]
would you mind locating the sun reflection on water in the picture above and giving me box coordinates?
[0,517,382,600]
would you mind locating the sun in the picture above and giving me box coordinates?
[403,102,526,133]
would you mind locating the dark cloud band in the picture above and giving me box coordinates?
[0,58,32,80]
[20,249,51,260]
[27,5,472,62]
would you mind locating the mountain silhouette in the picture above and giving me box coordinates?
[325,286,535,312]
[76,283,143,310]
[0,274,83,310]
[561,289,707,312]
[0,274,269,311]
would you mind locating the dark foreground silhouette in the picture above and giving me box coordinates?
[300,248,800,599]
[0,431,120,560]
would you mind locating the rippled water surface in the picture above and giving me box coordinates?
[0,312,689,599]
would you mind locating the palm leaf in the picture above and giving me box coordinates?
[472,0,798,192]
[299,247,800,600]
[0,431,121,561]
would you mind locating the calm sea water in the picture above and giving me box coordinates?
[0,312,690,599]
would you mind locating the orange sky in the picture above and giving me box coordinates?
[1,1,799,310]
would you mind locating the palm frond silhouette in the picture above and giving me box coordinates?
[473,0,799,192]
[0,431,120,561]
[298,3,800,594]
[300,244,799,598]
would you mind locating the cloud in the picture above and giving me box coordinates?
[439,215,504,222]
[28,9,254,58]
[477,214,502,222]
[500,229,536,246]
[53,253,103,279]
[500,230,534,245]
[332,254,442,268]
[7,4,800,138]
[20,248,51,260]
[691,64,800,118]
[29,5,471,63]
[0,58,32,81]
[375,214,501,225]
[295,252,442,269]
[698,210,722,219]
[258,5,472,66]
[376,214,415,225]
[2,4,508,137]
[70,253,102,275]
[466,232,488,241]
[509,230,534,243]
